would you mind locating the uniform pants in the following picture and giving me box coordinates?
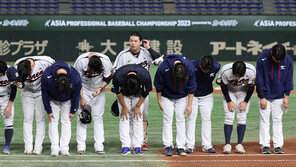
[118,96,144,148]
[259,98,284,148]
[76,89,105,152]
[0,95,14,128]
[162,96,187,149]
[48,100,71,153]
[22,91,45,152]
[186,93,213,149]
[223,91,250,125]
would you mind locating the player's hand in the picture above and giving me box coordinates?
[3,104,12,118]
[238,101,247,111]
[227,101,236,112]
[69,113,75,121]
[142,39,150,49]
[132,105,142,121]
[48,113,55,123]
[283,96,289,109]
[120,106,130,121]
[157,99,164,112]
[80,97,87,108]
[184,105,192,116]
[16,82,23,89]
[92,87,102,97]
[260,98,267,109]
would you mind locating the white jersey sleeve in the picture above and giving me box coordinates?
[97,53,112,78]
[245,63,256,85]
[217,63,233,85]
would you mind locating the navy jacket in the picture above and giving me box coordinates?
[192,59,221,97]
[154,54,197,99]
[256,49,294,99]
[41,60,82,114]
[111,64,152,98]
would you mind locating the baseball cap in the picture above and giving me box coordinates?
[6,66,22,82]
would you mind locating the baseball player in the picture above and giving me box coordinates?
[256,44,293,154]
[112,64,152,155]
[14,56,55,155]
[0,61,17,155]
[41,60,82,156]
[154,54,197,156]
[216,61,256,154]
[185,55,221,153]
[113,31,162,151]
[74,52,113,155]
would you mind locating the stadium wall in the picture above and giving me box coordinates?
[0,15,295,61]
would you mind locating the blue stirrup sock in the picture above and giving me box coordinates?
[5,126,13,147]
[224,124,233,145]
[237,124,246,144]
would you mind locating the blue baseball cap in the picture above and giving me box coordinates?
[6,66,22,82]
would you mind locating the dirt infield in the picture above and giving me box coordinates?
[159,138,296,167]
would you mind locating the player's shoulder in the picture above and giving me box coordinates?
[140,46,149,53]
[257,49,270,63]
[97,52,112,64]
[34,56,55,65]
[117,48,130,57]
[221,63,233,72]
[219,63,233,78]
[214,61,221,69]
[285,54,293,64]
[245,63,256,71]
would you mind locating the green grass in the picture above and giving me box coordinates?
[0,62,295,167]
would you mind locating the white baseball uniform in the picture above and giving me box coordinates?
[217,63,256,125]
[74,52,112,152]
[14,56,55,152]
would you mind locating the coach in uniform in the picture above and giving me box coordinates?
[0,61,17,155]
[74,52,113,155]
[113,31,162,151]
[14,56,55,155]
[112,64,152,155]
[185,55,220,153]
[154,54,197,156]
[216,61,256,154]
[256,44,293,154]
[41,60,82,156]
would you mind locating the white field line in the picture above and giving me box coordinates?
[0,159,295,163]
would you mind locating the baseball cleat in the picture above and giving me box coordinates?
[274,147,284,154]
[185,148,194,153]
[235,144,246,154]
[223,144,232,154]
[262,147,271,154]
[96,150,105,155]
[177,148,187,156]
[119,147,131,155]
[33,150,42,155]
[164,146,173,156]
[141,144,149,151]
[202,147,216,153]
[50,150,59,157]
[134,147,143,155]
[77,150,85,155]
[24,150,31,155]
[60,151,70,156]
[3,146,10,155]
